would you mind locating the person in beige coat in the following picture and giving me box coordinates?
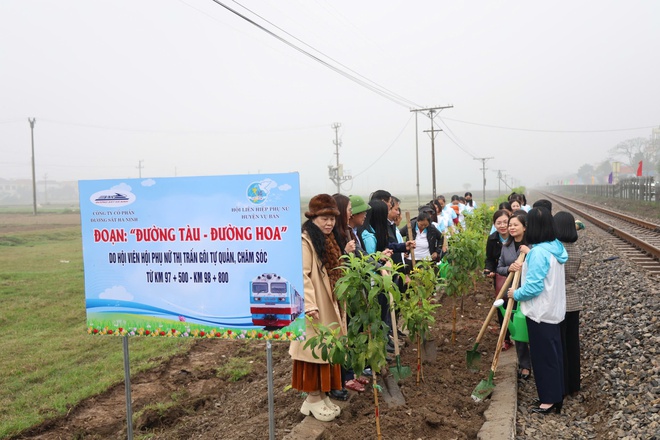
[289,194,347,422]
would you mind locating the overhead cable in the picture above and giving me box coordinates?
[441,117,658,133]
[352,115,413,178]
[209,0,421,109]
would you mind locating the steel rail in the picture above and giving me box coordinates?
[548,192,660,232]
[541,193,660,261]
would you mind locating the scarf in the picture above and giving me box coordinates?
[323,233,343,292]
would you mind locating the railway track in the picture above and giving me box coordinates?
[540,192,660,276]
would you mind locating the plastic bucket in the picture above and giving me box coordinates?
[498,301,529,343]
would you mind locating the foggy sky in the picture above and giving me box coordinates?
[1,0,658,197]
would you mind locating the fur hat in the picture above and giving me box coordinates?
[305,194,340,219]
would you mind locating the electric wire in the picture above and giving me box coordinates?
[351,114,413,178]
[36,118,329,134]
[441,117,658,133]
[434,118,478,159]
[228,0,422,108]
[208,0,422,109]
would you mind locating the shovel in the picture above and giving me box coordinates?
[471,259,523,402]
[389,292,411,381]
[466,253,524,371]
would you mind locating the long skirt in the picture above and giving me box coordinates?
[560,310,581,395]
[526,317,564,404]
[291,360,342,393]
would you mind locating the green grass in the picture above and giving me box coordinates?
[0,226,193,438]
[215,357,254,382]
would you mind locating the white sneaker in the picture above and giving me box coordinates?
[300,399,336,422]
[323,396,341,417]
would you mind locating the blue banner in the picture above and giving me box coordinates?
[78,173,304,341]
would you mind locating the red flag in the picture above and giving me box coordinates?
[636,160,643,177]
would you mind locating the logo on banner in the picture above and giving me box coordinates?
[90,186,136,207]
[247,179,277,205]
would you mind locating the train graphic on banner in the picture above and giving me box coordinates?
[250,273,304,328]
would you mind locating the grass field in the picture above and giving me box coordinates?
[0,222,192,438]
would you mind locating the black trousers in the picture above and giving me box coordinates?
[527,317,564,404]
[560,311,581,395]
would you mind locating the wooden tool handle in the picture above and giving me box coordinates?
[490,255,525,372]
[388,292,400,356]
[405,211,416,266]
[474,253,525,344]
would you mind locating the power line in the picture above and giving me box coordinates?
[441,117,658,133]
[208,0,422,109]
[35,118,329,134]
[352,115,413,178]
[229,0,416,106]
[434,117,478,158]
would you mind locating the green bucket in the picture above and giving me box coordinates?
[498,301,529,343]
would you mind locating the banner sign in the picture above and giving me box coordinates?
[78,173,304,341]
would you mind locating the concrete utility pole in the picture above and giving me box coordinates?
[328,123,351,193]
[414,112,420,207]
[494,169,506,195]
[473,157,494,204]
[137,160,144,178]
[423,124,442,200]
[29,118,37,216]
[500,172,513,191]
[411,105,453,200]
[43,173,48,204]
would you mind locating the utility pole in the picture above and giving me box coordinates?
[500,173,513,191]
[494,169,506,195]
[137,160,144,178]
[328,123,351,193]
[473,157,493,204]
[29,118,37,216]
[43,173,48,204]
[414,112,420,207]
[411,105,453,200]
[423,125,442,200]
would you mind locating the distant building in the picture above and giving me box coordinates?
[0,178,79,206]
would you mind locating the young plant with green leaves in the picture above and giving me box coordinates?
[464,204,493,236]
[304,252,402,440]
[444,224,487,343]
[398,258,442,384]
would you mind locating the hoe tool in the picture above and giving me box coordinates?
[466,253,524,371]
[471,258,523,402]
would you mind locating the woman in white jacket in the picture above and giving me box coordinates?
[507,207,567,414]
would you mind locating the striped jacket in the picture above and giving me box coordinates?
[563,242,582,312]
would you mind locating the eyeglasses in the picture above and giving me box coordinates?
[495,221,508,227]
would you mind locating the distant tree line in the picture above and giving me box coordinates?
[576,133,660,184]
